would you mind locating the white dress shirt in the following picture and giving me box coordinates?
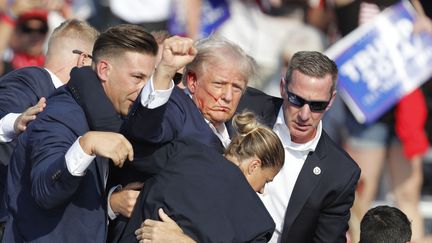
[207,120,231,148]
[259,107,323,243]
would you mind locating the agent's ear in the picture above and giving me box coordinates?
[325,90,337,112]
[96,60,110,84]
[186,71,198,93]
[246,158,262,175]
[76,52,92,67]
[280,77,287,99]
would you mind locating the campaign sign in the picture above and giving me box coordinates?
[325,0,432,124]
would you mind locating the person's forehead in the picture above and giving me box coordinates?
[112,51,156,62]
[202,63,247,81]
[288,70,332,98]
[289,70,332,87]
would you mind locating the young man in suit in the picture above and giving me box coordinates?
[3,24,194,243]
[0,19,97,146]
[0,19,98,238]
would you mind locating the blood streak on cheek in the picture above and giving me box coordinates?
[203,88,224,108]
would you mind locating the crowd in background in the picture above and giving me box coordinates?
[0,0,432,242]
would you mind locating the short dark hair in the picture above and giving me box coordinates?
[360,205,412,243]
[285,51,338,95]
[92,24,158,63]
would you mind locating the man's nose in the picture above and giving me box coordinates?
[221,85,233,102]
[298,104,312,121]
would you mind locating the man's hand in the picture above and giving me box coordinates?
[110,182,144,218]
[153,36,197,90]
[14,97,46,135]
[135,208,196,243]
[79,131,133,167]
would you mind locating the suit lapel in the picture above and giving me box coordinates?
[208,130,225,154]
[280,134,328,241]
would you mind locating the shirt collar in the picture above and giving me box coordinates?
[45,68,64,88]
[273,107,322,152]
[205,118,231,148]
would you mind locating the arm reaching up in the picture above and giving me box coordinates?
[153,36,196,90]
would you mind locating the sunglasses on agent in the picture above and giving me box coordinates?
[286,90,330,112]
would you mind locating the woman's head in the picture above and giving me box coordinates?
[225,111,284,193]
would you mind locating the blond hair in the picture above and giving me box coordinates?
[225,111,284,169]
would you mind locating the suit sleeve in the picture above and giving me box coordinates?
[0,68,51,118]
[314,166,360,243]
[28,103,88,209]
[122,88,186,144]
[0,68,53,142]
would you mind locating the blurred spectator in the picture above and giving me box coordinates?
[0,0,78,76]
[0,1,50,75]
[216,0,325,94]
[6,10,48,70]
[331,0,432,242]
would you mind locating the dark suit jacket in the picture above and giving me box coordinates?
[123,86,224,154]
[0,66,55,222]
[118,138,275,243]
[238,87,361,243]
[97,86,226,242]
[3,68,108,243]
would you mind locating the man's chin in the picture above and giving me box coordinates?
[291,128,315,143]
[210,117,230,126]
[210,112,232,121]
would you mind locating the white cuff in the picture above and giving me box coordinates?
[0,113,20,142]
[140,75,174,109]
[65,137,95,176]
[107,185,123,220]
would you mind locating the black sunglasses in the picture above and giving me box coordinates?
[72,50,93,59]
[19,24,48,35]
[286,90,330,112]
